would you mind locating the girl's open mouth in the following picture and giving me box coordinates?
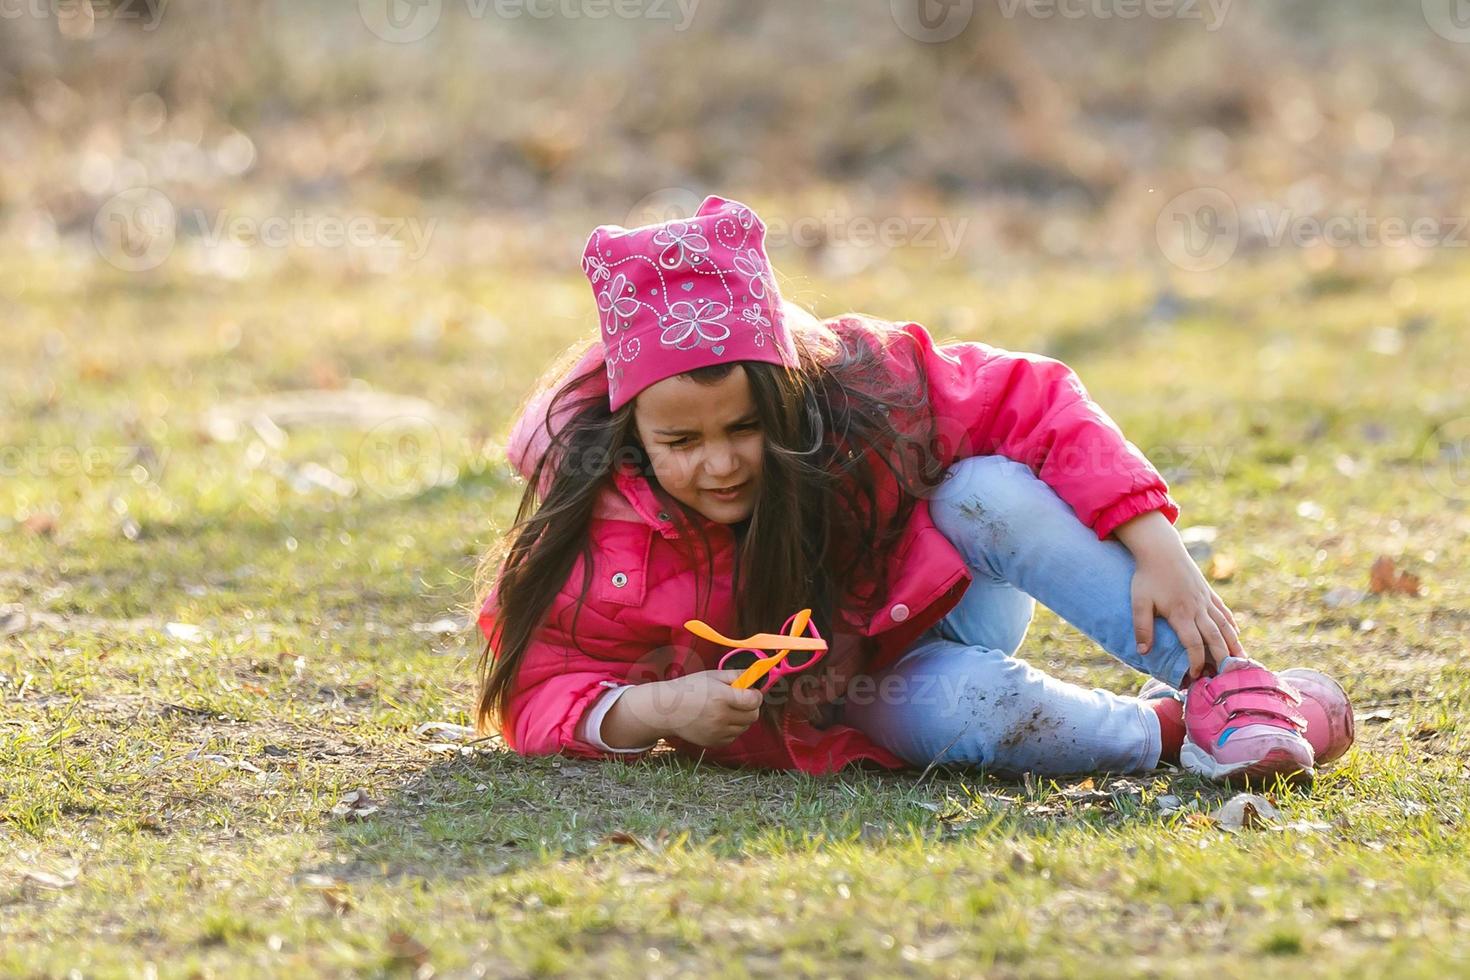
[706,481,748,500]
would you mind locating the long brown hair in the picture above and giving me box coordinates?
[472,301,947,744]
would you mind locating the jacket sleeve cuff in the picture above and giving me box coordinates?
[576,684,658,754]
[1092,488,1181,542]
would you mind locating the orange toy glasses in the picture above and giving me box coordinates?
[683,609,828,691]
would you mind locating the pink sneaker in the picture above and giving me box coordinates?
[1180,657,1316,783]
[1278,668,1355,765]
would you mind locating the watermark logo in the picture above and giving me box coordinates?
[0,0,170,33]
[1419,417,1470,504]
[1155,187,1239,272]
[91,187,438,273]
[624,187,705,229]
[1156,187,1470,271]
[994,0,1231,31]
[93,187,177,272]
[1423,0,1470,42]
[360,0,700,43]
[623,187,970,260]
[0,443,170,482]
[357,417,447,500]
[359,0,443,42]
[891,0,975,42]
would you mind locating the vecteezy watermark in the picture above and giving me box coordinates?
[0,443,170,481]
[622,189,970,261]
[0,0,169,31]
[1422,0,1470,43]
[1156,187,1470,272]
[92,187,438,272]
[994,0,1232,31]
[891,0,1229,41]
[1419,417,1470,504]
[357,417,448,500]
[358,0,700,43]
[890,0,975,42]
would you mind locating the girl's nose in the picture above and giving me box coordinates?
[705,443,740,479]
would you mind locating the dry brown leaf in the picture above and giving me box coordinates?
[330,789,380,821]
[1205,553,1238,582]
[601,830,663,854]
[1208,793,1280,832]
[21,513,57,537]
[386,930,430,969]
[1369,555,1423,596]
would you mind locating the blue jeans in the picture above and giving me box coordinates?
[839,455,1195,776]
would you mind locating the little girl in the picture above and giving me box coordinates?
[474,194,1355,783]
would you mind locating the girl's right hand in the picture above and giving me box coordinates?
[662,669,764,748]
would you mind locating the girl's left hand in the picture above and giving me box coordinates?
[1130,548,1244,682]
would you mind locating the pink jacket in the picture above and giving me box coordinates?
[478,315,1180,774]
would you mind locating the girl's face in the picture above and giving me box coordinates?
[633,365,764,524]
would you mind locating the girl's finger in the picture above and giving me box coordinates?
[1173,618,1206,680]
[1197,612,1231,672]
[1210,602,1245,659]
[1210,591,1239,631]
[1132,592,1155,655]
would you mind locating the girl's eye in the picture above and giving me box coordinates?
[664,422,757,449]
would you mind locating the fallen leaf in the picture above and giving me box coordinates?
[1155,794,1183,813]
[1205,553,1238,582]
[297,874,354,916]
[601,830,665,854]
[386,930,430,969]
[330,789,381,821]
[1207,793,1280,832]
[1369,556,1422,597]
[413,721,476,742]
[410,618,465,636]
[22,513,57,537]
[21,866,79,889]
[165,622,206,642]
[1360,709,1394,724]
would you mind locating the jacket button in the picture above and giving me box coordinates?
[657,511,670,522]
[611,572,629,588]
[890,603,910,622]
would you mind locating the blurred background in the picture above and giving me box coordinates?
[8,0,1470,280]
[3,0,1467,617]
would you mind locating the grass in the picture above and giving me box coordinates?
[2,235,1468,978]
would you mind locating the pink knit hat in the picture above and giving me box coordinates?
[581,194,798,412]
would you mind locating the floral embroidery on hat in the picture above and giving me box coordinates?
[582,254,610,283]
[661,299,731,350]
[740,304,771,346]
[596,272,640,334]
[652,221,711,270]
[732,248,768,300]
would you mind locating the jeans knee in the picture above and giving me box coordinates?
[930,456,1058,559]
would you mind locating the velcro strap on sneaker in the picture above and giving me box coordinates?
[1204,666,1304,706]
[1219,690,1309,731]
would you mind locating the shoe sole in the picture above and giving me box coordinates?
[1180,741,1315,786]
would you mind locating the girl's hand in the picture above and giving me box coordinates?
[1112,509,1244,681]
[664,670,764,748]
[1130,550,1243,681]
[606,670,762,749]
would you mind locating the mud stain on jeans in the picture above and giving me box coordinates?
[999,704,1061,751]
